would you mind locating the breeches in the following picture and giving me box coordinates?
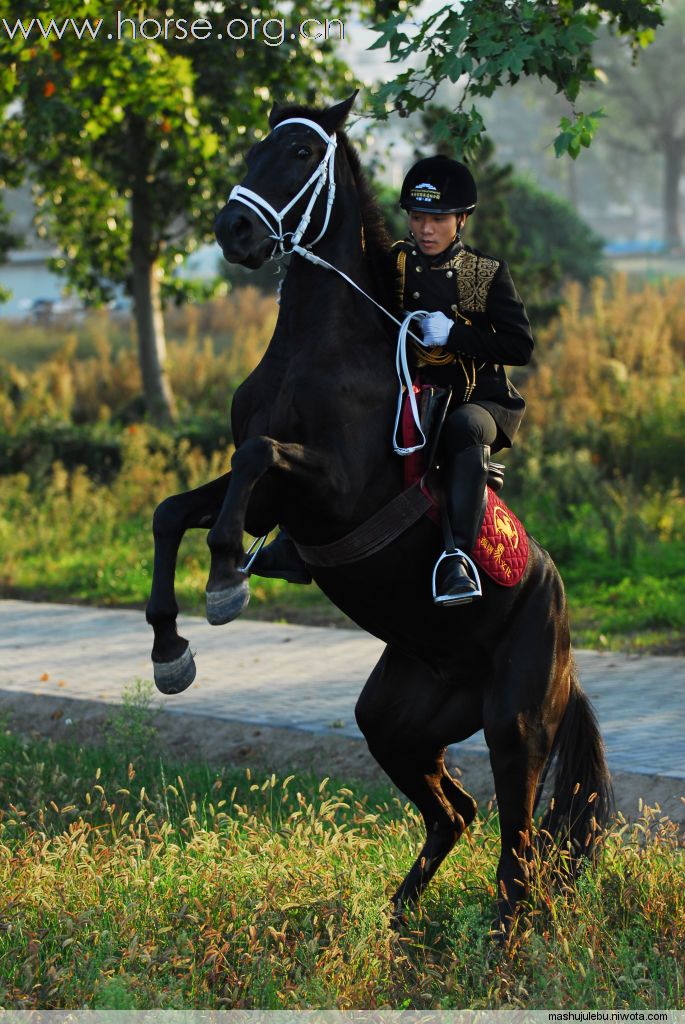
[440,403,499,457]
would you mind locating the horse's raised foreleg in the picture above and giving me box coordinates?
[484,578,570,937]
[355,646,482,923]
[205,435,330,625]
[146,473,230,693]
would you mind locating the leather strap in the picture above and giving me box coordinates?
[294,482,433,568]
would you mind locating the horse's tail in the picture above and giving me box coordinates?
[539,662,613,869]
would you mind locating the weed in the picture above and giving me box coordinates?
[105,678,161,770]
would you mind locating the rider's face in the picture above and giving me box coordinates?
[408,211,462,256]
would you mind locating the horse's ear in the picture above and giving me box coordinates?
[268,103,284,129]
[319,91,358,135]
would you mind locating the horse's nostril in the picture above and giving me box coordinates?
[232,214,253,244]
[215,208,254,252]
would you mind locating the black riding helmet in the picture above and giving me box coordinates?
[400,155,477,214]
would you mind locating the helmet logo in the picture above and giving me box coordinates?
[410,182,441,203]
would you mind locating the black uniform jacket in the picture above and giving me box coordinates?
[394,237,534,446]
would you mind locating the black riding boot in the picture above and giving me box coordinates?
[433,443,490,606]
[247,530,313,585]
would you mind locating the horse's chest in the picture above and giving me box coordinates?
[237,371,349,445]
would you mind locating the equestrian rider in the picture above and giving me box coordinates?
[395,155,533,604]
[248,156,534,605]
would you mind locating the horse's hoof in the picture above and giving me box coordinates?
[153,645,196,695]
[206,579,250,625]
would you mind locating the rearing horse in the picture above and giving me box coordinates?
[145,94,612,935]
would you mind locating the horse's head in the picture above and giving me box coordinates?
[215,93,357,268]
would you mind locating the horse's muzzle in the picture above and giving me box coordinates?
[215,203,273,268]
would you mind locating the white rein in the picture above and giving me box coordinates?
[227,116,428,457]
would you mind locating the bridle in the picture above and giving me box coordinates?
[226,116,432,462]
[227,117,338,258]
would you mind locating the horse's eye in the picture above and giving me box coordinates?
[296,146,311,159]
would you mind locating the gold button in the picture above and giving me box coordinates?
[415,266,422,273]
[412,291,420,299]
[446,270,453,278]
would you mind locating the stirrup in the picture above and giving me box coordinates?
[432,549,482,606]
[239,535,268,574]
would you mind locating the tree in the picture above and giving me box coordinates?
[369,0,664,160]
[0,1,355,423]
[593,1,685,250]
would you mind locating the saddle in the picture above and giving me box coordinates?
[403,382,505,493]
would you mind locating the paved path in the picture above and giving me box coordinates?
[1,599,683,779]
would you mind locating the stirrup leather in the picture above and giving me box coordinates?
[432,549,483,606]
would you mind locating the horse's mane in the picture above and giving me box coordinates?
[270,104,399,321]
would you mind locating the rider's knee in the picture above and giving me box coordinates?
[442,404,498,451]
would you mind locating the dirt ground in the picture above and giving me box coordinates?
[1,690,682,827]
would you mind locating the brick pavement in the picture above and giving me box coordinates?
[1,599,683,778]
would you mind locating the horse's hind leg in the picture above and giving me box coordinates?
[485,582,571,936]
[386,747,478,921]
[355,647,482,921]
[146,473,230,693]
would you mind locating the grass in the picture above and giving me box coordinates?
[555,541,685,652]
[0,688,682,1010]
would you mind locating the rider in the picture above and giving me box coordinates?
[395,155,533,604]
[248,155,534,605]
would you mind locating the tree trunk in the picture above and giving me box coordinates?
[663,140,683,252]
[130,178,176,426]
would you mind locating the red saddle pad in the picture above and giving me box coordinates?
[474,488,528,586]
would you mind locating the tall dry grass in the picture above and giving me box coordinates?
[523,275,685,470]
[0,715,682,1009]
[0,286,277,430]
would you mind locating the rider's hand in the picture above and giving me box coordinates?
[420,310,453,347]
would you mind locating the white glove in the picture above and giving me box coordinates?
[420,310,453,348]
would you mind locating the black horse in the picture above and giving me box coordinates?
[146,94,612,935]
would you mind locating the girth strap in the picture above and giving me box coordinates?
[293,482,433,568]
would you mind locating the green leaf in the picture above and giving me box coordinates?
[554,131,575,158]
